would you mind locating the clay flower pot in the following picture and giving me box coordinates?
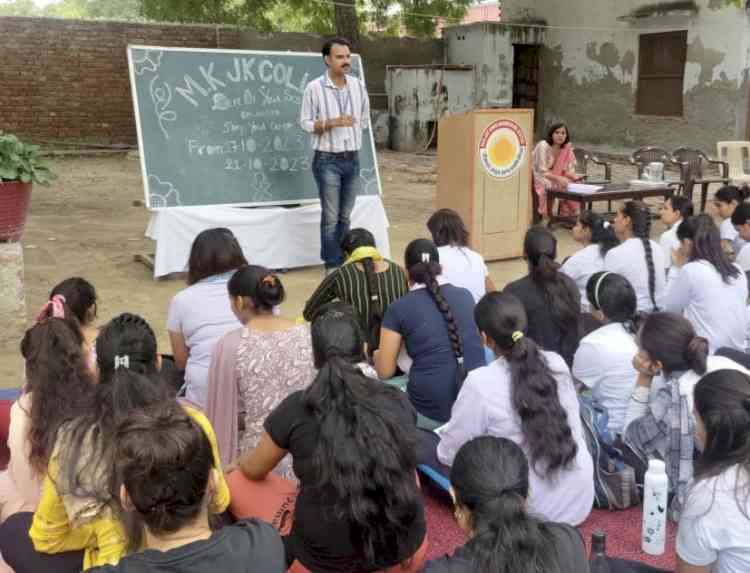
[0,181,33,242]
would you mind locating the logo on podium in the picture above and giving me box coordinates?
[478,119,527,179]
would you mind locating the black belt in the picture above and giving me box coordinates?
[314,150,358,160]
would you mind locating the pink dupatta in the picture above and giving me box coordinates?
[533,142,578,216]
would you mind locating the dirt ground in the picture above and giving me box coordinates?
[0,150,687,387]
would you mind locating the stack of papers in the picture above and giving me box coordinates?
[568,183,604,195]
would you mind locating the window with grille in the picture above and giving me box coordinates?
[636,30,687,117]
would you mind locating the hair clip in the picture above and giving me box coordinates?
[262,275,276,286]
[421,253,431,263]
[114,355,130,370]
[602,220,611,229]
[35,294,66,323]
[511,331,524,343]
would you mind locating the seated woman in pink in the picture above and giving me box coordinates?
[532,122,582,218]
[0,296,94,523]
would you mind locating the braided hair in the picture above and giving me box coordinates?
[404,239,465,382]
[622,201,658,311]
[341,228,384,352]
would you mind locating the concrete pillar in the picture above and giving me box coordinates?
[0,243,26,387]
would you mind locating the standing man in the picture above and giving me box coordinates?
[300,37,371,273]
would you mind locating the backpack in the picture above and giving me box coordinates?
[579,393,640,510]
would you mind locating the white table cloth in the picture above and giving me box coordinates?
[145,195,391,278]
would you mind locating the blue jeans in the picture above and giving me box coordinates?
[312,151,359,268]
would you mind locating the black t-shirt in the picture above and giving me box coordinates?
[421,522,590,573]
[504,274,581,366]
[264,385,427,573]
[89,519,286,573]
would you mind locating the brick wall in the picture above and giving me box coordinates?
[0,17,442,145]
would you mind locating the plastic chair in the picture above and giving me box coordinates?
[630,146,670,180]
[671,147,729,212]
[716,141,750,186]
[574,147,612,184]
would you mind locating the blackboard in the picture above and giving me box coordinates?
[127,46,381,209]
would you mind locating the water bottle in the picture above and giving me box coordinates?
[642,459,669,555]
[589,531,610,573]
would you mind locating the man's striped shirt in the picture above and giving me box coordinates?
[299,72,370,153]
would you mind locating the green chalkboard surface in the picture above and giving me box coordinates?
[127,46,381,208]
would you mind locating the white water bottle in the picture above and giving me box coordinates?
[642,459,669,555]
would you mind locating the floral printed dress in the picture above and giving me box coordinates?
[236,324,316,480]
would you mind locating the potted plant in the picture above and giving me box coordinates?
[0,132,56,242]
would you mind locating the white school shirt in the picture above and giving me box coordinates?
[677,466,750,573]
[299,72,370,153]
[436,246,488,303]
[664,261,748,353]
[735,243,750,272]
[572,322,638,435]
[166,272,241,408]
[604,238,667,313]
[719,218,747,255]
[659,220,681,271]
[560,244,605,312]
[436,351,595,526]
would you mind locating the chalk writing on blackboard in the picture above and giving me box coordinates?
[148,174,182,208]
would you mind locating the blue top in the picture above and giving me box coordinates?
[382,284,485,423]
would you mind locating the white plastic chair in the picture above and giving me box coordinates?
[716,141,750,186]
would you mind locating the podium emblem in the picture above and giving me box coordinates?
[478,119,527,179]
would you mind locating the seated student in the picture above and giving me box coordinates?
[659,195,694,274]
[17,313,230,572]
[427,208,495,303]
[167,228,248,408]
[432,292,594,526]
[505,226,581,366]
[665,215,747,353]
[676,369,750,573]
[229,305,428,573]
[713,185,749,257]
[0,298,94,524]
[624,312,747,519]
[206,266,316,474]
[303,228,408,353]
[572,272,640,435]
[731,201,750,271]
[375,239,485,427]
[50,277,99,369]
[88,403,286,573]
[422,436,589,573]
[605,200,666,313]
[560,211,618,312]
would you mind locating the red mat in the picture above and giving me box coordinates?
[423,489,676,571]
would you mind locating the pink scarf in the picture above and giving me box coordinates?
[551,143,576,177]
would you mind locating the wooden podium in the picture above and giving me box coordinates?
[437,109,534,261]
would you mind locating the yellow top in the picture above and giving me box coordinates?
[29,405,231,570]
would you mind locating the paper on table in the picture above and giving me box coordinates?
[568,183,604,194]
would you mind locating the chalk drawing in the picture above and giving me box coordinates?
[148,175,182,207]
[149,75,177,140]
[249,172,273,202]
[359,167,378,195]
[132,49,164,76]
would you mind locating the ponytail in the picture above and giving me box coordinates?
[579,211,618,257]
[450,436,563,573]
[623,201,658,310]
[303,357,420,569]
[639,313,708,376]
[227,265,285,312]
[524,227,580,363]
[475,293,577,476]
[361,257,384,352]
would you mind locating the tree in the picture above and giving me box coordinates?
[43,0,141,20]
[333,0,359,49]
[0,0,40,16]
[371,0,473,37]
[139,0,277,30]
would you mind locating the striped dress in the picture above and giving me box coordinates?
[303,260,408,337]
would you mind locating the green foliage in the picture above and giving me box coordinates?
[43,0,141,20]
[0,0,39,16]
[376,0,471,37]
[0,133,56,186]
[139,0,277,29]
